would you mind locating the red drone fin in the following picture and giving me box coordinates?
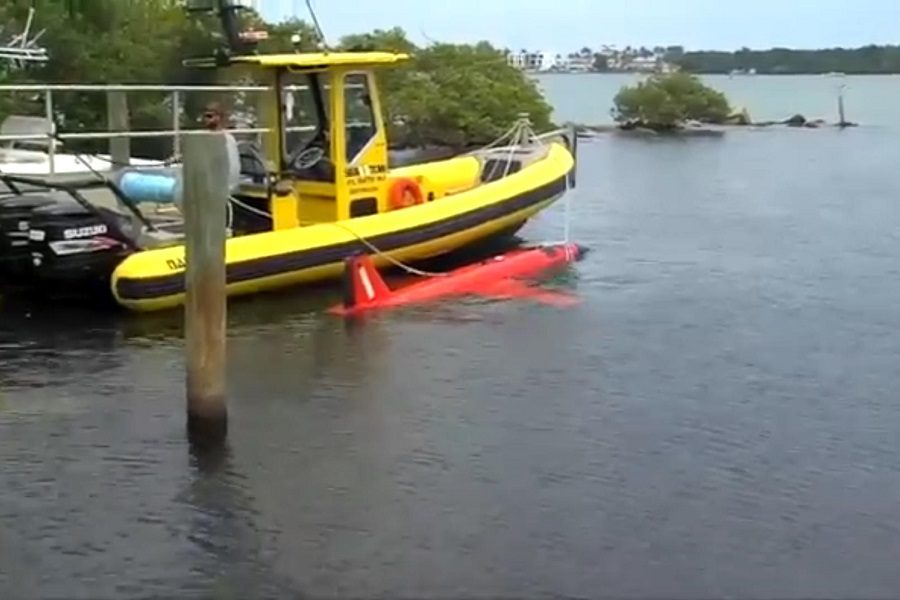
[341,253,393,310]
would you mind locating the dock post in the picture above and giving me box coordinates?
[107,90,131,167]
[171,90,181,157]
[44,90,56,175]
[183,133,229,443]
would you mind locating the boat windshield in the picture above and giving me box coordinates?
[280,70,333,181]
[344,72,378,165]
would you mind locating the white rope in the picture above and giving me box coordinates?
[493,121,573,247]
[326,221,450,278]
[538,169,574,247]
[474,118,528,153]
[563,173,571,243]
[500,124,522,179]
[227,195,449,278]
[532,124,573,245]
[477,115,542,183]
[228,195,271,219]
[484,116,574,247]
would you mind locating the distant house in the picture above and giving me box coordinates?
[505,44,676,74]
[562,55,594,72]
[630,56,658,72]
[506,50,560,72]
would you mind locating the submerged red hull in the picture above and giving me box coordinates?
[329,242,586,316]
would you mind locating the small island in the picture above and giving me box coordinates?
[611,72,731,132]
[570,72,858,137]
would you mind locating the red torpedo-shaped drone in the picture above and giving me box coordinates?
[328,242,587,316]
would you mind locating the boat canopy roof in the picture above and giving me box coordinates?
[229,51,410,70]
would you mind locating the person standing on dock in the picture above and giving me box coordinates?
[168,102,241,214]
[202,101,241,193]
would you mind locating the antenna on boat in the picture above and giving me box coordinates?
[304,0,330,51]
[0,7,49,68]
[185,0,268,64]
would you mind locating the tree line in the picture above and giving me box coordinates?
[673,45,900,75]
[516,43,900,75]
[0,0,552,157]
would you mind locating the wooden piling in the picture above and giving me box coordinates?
[183,133,229,442]
[106,90,130,167]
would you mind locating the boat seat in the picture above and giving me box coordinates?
[238,141,268,185]
[480,158,522,183]
[0,115,55,150]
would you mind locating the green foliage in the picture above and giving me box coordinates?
[338,30,553,147]
[592,54,610,71]
[1,0,193,156]
[613,72,731,129]
[673,45,900,74]
[0,5,552,156]
[340,27,416,54]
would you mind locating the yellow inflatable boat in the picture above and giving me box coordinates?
[106,50,577,312]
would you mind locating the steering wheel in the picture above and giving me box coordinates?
[237,142,268,179]
[288,145,325,171]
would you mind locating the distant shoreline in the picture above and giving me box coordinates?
[514,44,900,78]
[529,71,900,77]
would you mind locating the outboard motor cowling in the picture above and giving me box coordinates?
[28,202,134,290]
[0,194,58,281]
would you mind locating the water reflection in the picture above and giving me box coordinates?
[179,440,296,598]
[6,132,900,597]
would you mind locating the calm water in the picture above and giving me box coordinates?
[537,72,900,127]
[4,77,900,599]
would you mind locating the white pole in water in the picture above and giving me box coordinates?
[183,132,229,443]
[838,83,847,126]
[563,126,575,244]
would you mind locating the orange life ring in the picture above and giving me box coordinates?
[388,177,425,210]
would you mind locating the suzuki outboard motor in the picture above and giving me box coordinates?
[28,200,135,292]
[0,194,58,282]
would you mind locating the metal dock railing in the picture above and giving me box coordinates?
[0,83,335,174]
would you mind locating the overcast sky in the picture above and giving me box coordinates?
[259,0,899,52]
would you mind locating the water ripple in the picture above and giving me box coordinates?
[4,131,900,597]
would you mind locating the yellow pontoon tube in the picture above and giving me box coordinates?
[111,142,574,312]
